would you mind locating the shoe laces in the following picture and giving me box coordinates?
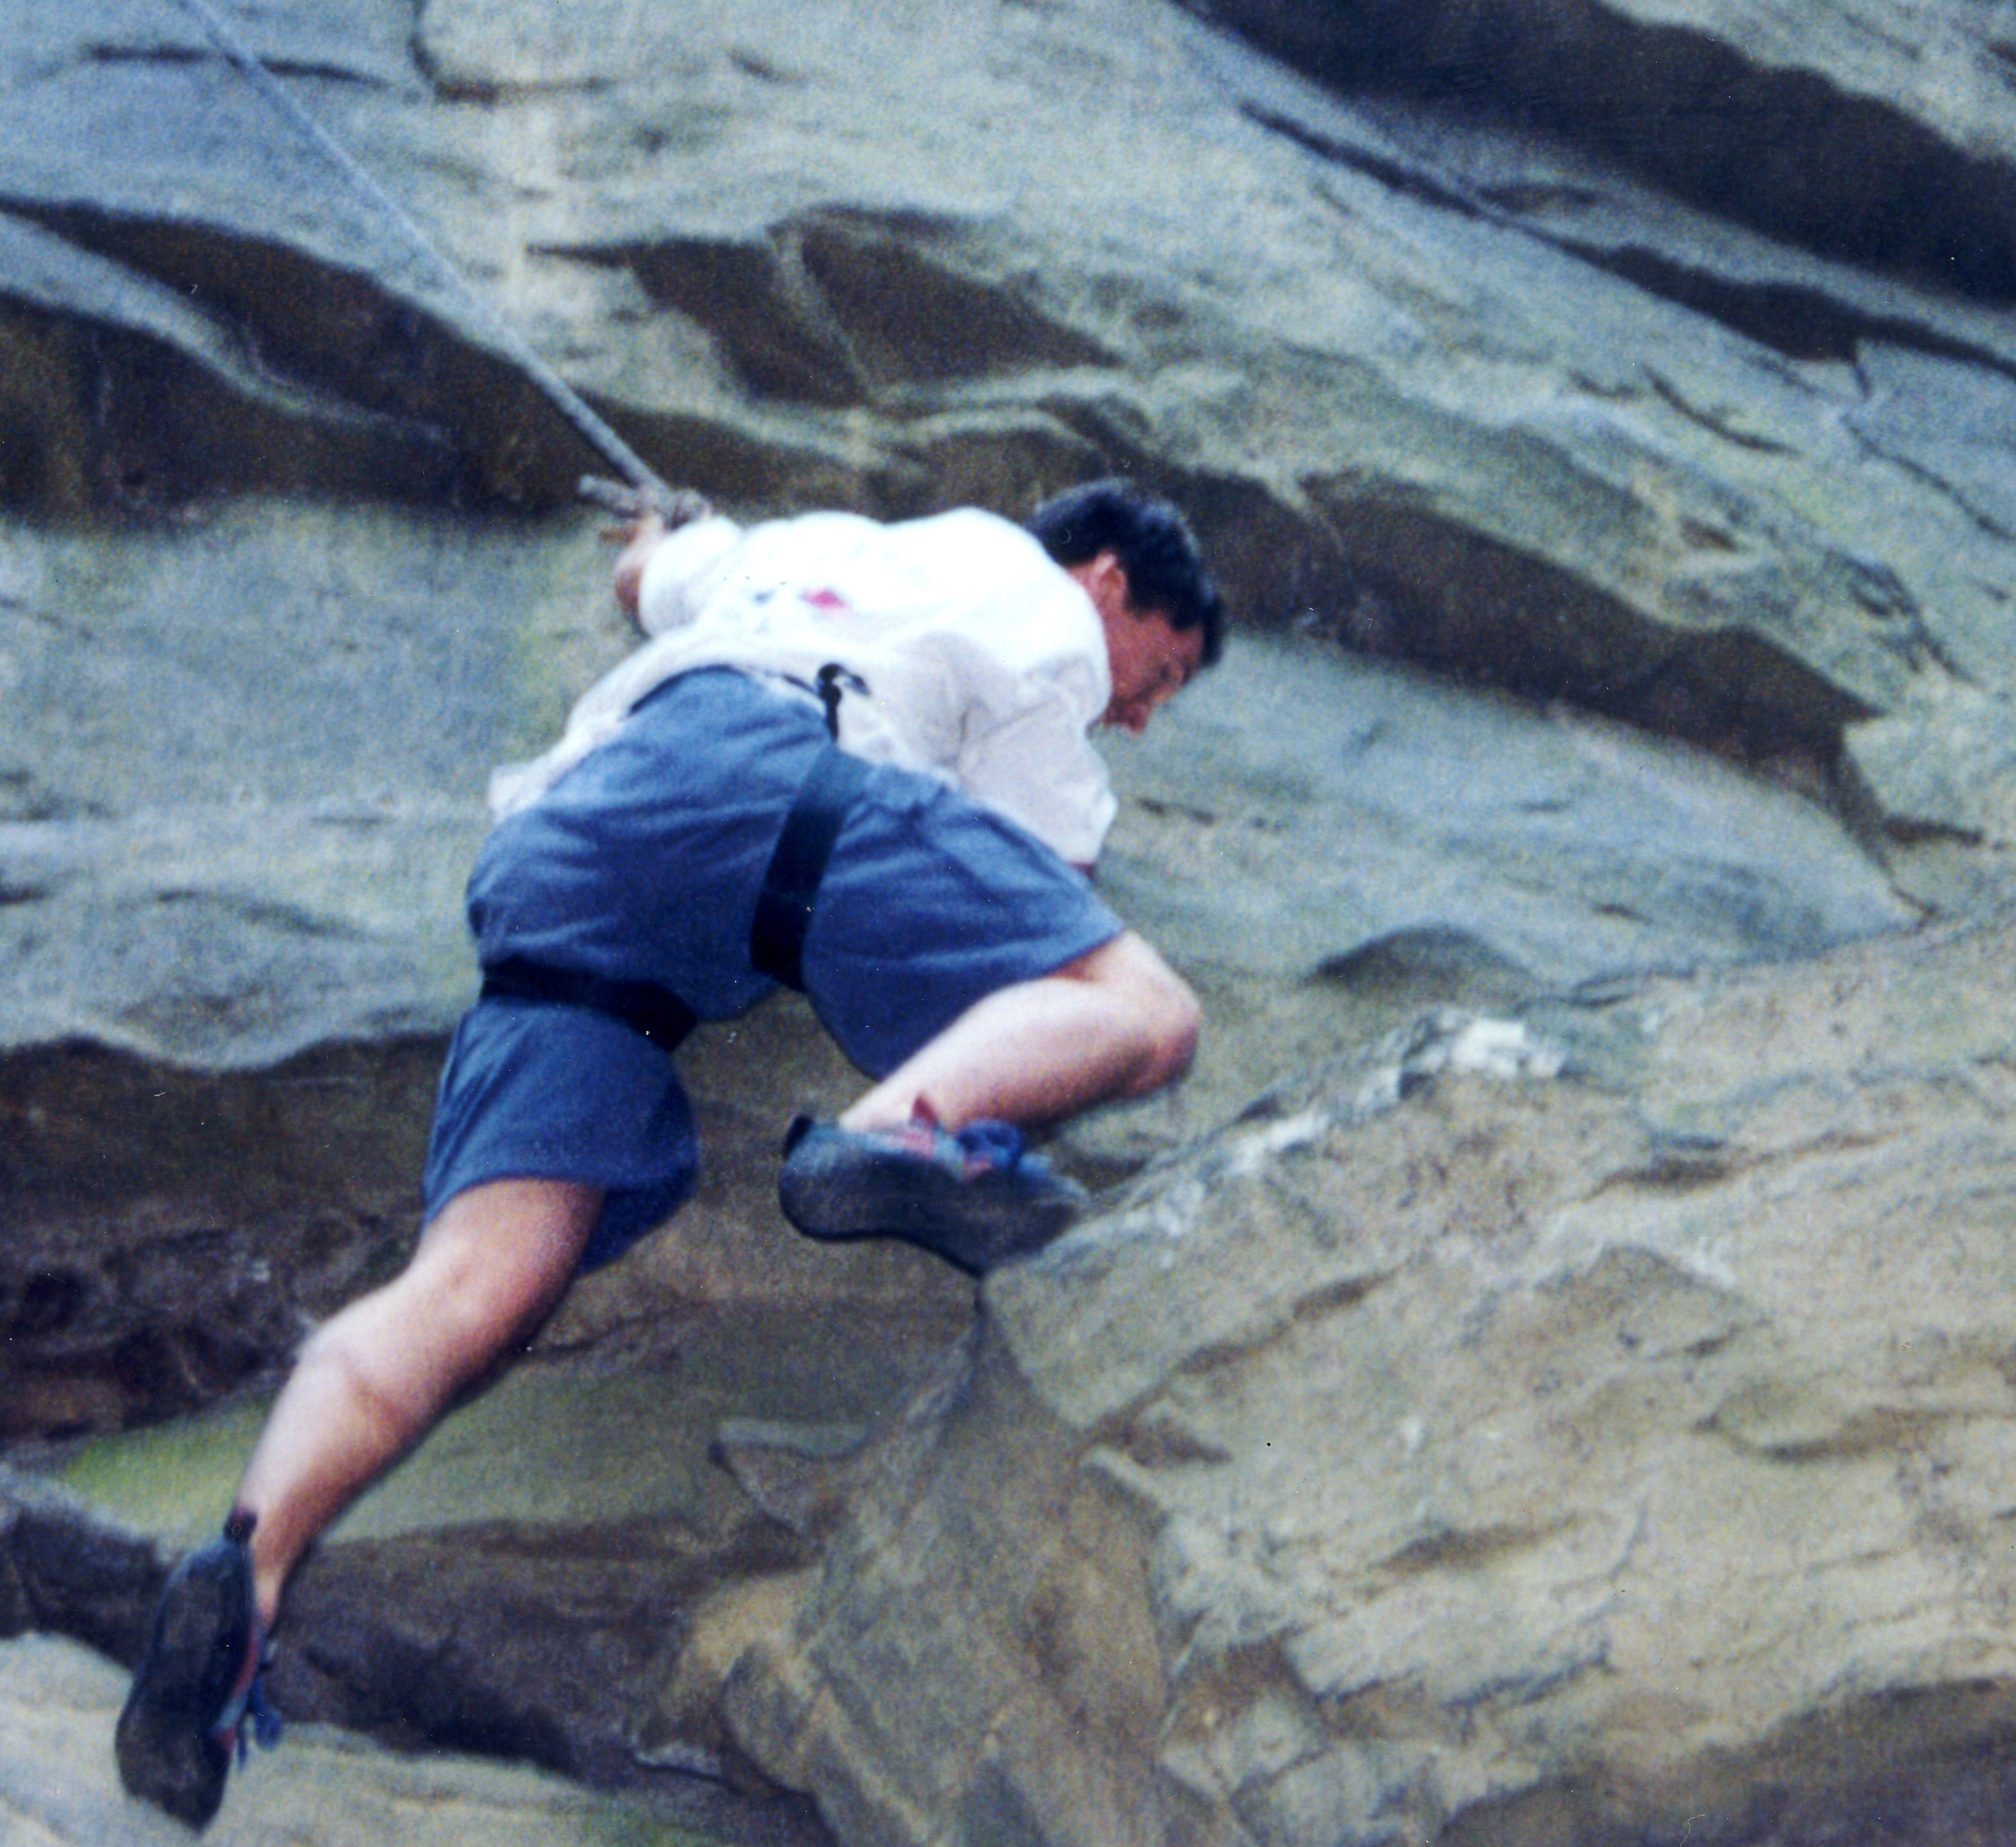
[803,1106,1043,1180]
[949,1118,1031,1175]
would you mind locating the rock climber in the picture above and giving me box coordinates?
[114,476,1224,1828]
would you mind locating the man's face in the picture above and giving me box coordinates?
[1101,604,1205,734]
[1068,551,1205,734]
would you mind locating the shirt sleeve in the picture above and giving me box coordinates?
[956,667,1118,867]
[635,516,745,636]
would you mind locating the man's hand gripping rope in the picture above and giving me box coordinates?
[577,474,714,528]
[580,476,717,623]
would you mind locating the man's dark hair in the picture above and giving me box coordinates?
[1027,479,1226,668]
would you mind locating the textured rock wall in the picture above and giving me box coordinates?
[9,0,2014,1435]
[730,918,2016,1847]
[9,0,2016,790]
[1181,0,2016,294]
[15,0,1991,1435]
[6,1,2016,1841]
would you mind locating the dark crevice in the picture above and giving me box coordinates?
[407,5,442,95]
[797,216,1116,388]
[1246,101,1485,220]
[1243,98,2016,386]
[563,232,865,409]
[258,60,378,87]
[1564,244,2016,388]
[85,39,387,90]
[1301,487,1889,777]
[1844,433,2016,546]
[404,0,607,105]
[558,213,1115,410]
[428,76,614,105]
[0,204,643,512]
[1603,255,1875,365]
[402,11,609,106]
[1643,371,1796,454]
[1381,1519,1568,1577]
[728,50,804,86]
[84,44,207,67]
[2,1036,439,1441]
[1173,459,1932,802]
[1186,0,2016,305]
[0,292,454,516]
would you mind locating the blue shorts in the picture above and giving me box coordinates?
[422,669,1124,1268]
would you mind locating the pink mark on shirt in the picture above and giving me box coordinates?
[801,587,851,612]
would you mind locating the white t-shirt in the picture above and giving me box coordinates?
[489,508,1119,866]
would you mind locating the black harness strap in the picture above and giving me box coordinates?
[750,745,871,990]
[749,662,872,992]
[480,955,697,1052]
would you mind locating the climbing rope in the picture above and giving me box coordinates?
[165,0,707,521]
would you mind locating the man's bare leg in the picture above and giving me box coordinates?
[840,931,1199,1132]
[232,1177,601,1630]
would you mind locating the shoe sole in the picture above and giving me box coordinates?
[779,1133,1084,1275]
[116,1539,255,1830]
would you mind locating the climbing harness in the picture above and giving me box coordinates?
[165,0,704,523]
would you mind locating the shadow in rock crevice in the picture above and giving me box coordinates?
[1183,0,2016,306]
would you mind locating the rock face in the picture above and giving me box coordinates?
[8,0,2016,864]
[1181,0,2016,298]
[729,917,2016,1846]
[6,0,2016,1842]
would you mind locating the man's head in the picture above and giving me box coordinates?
[1028,480,1226,733]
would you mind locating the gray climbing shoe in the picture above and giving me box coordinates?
[116,1510,280,1830]
[778,1112,1087,1275]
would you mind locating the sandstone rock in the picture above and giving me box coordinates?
[1846,678,2016,846]
[1069,628,1918,1170]
[726,915,2016,1846]
[7,1,2016,1837]
[1183,0,2016,296]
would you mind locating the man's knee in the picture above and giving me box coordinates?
[1073,932,1201,1094]
[1139,967,1201,1092]
[309,1181,594,1410]
[411,1180,598,1352]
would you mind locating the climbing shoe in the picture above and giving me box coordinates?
[778,1110,1088,1275]
[116,1509,281,1830]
